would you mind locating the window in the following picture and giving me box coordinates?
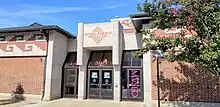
[34,34,44,40]
[65,52,77,67]
[88,51,112,66]
[89,52,103,66]
[122,51,132,66]
[0,36,5,42]
[15,35,24,41]
[102,52,112,66]
[122,51,142,67]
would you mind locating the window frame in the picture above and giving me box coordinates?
[34,34,44,40]
[88,51,113,67]
[15,35,24,41]
[64,52,78,67]
[122,50,143,67]
[0,36,6,42]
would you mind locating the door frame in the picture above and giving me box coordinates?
[63,68,78,98]
[122,68,144,101]
[87,68,114,99]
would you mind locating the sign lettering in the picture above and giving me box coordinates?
[95,59,108,67]
[130,70,140,98]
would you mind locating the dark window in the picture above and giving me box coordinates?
[132,55,142,66]
[88,51,112,66]
[0,36,5,42]
[122,51,132,66]
[15,35,24,41]
[102,52,112,66]
[122,51,142,67]
[65,52,77,67]
[34,34,44,40]
[89,52,103,66]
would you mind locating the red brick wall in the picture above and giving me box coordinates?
[0,57,45,95]
[151,59,220,102]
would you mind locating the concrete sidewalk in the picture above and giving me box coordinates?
[0,101,38,107]
[22,99,148,107]
[0,95,39,107]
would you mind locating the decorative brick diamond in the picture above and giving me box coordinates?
[88,27,108,44]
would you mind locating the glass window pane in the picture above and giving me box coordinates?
[0,36,5,41]
[121,69,128,98]
[89,51,112,66]
[122,51,132,66]
[122,51,142,67]
[132,53,142,66]
[128,69,141,98]
[89,52,103,66]
[90,70,99,84]
[65,53,77,66]
[103,52,112,66]
[102,70,112,84]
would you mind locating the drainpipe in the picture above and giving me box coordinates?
[40,29,49,101]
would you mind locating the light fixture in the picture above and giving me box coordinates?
[153,49,164,58]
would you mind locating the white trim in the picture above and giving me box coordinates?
[131,17,151,21]
[0,41,7,43]
[110,17,131,21]
[16,40,26,42]
[35,40,47,42]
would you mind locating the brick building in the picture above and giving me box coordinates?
[0,14,219,106]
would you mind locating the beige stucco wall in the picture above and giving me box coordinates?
[68,18,142,52]
[67,38,77,52]
[43,30,68,100]
[111,17,141,50]
[122,33,142,50]
[51,30,68,99]
[83,22,113,47]
[77,23,91,99]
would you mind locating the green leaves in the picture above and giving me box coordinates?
[137,0,220,75]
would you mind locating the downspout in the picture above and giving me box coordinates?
[40,29,50,101]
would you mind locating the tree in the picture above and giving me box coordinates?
[136,0,220,75]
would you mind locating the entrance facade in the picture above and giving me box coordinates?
[74,20,146,102]
[62,50,144,101]
[87,69,113,99]
[87,51,113,100]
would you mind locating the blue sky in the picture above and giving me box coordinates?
[0,0,144,35]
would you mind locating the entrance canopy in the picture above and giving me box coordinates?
[88,51,112,67]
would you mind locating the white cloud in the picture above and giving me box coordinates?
[0,6,90,17]
[0,5,92,28]
[0,2,127,28]
[0,2,127,17]
[104,2,127,9]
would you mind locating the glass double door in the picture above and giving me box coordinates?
[63,69,78,98]
[88,69,113,99]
